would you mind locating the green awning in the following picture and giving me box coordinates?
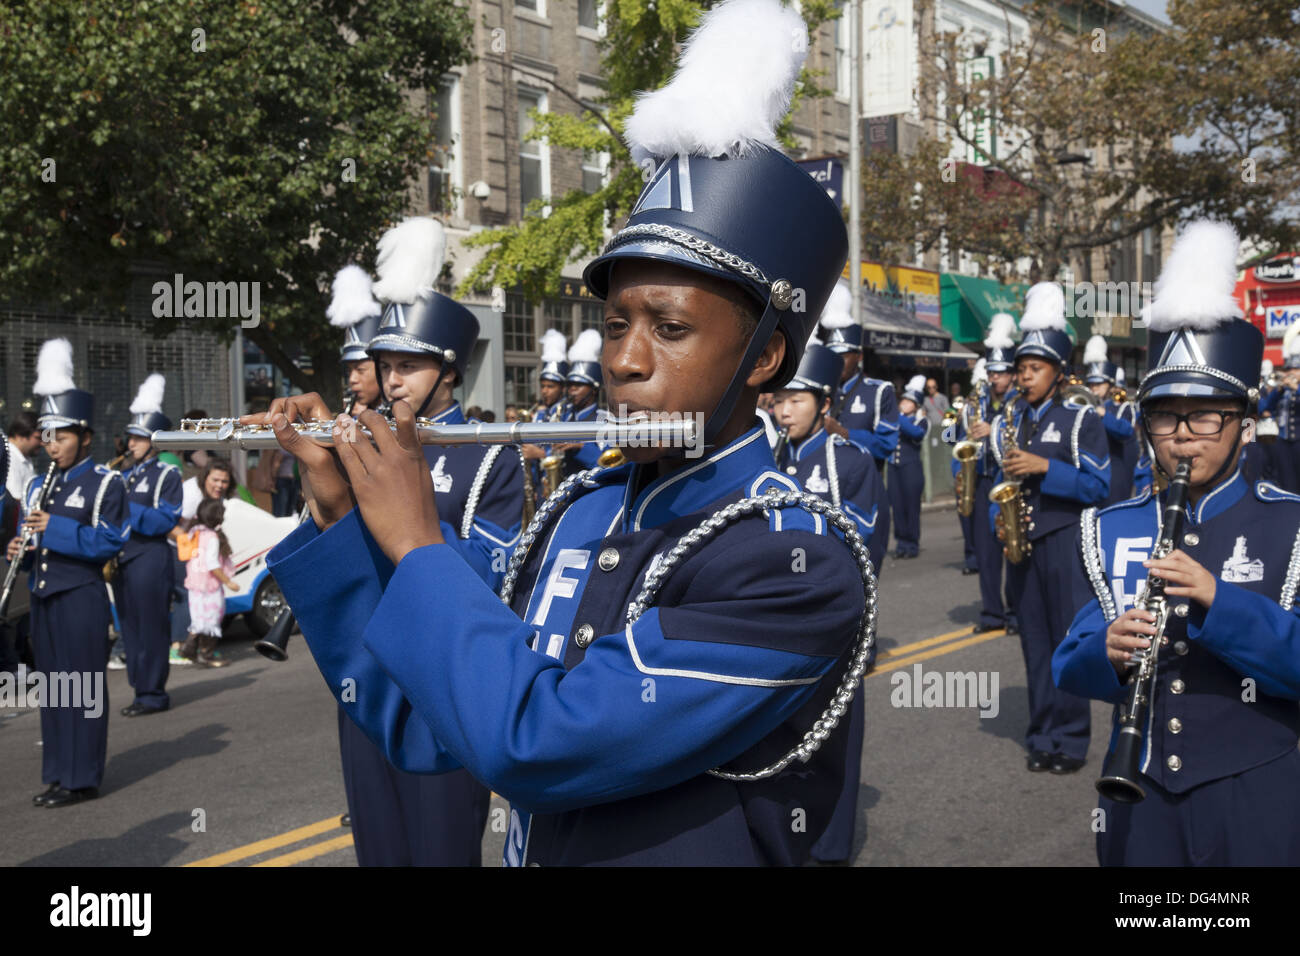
[940,273,1030,344]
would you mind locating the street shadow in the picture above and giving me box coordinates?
[945,603,980,627]
[103,723,231,792]
[977,683,1029,744]
[166,669,262,709]
[16,810,195,866]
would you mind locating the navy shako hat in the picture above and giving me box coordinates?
[983,313,1017,372]
[787,344,843,398]
[818,280,862,354]
[328,265,384,363]
[1139,221,1261,403]
[581,0,848,440]
[34,338,94,431]
[566,329,603,388]
[539,329,570,383]
[1014,283,1072,366]
[1082,335,1117,385]
[901,374,926,406]
[125,373,172,437]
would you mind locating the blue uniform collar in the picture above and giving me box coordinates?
[1183,465,1246,525]
[429,402,464,425]
[793,426,827,461]
[570,402,597,421]
[61,456,95,481]
[1028,396,1056,421]
[624,425,772,532]
[841,371,862,394]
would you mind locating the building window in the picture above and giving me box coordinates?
[578,0,599,30]
[542,299,570,339]
[582,149,608,194]
[515,0,543,14]
[505,364,538,409]
[1141,227,1161,283]
[834,3,850,98]
[429,76,461,217]
[518,87,549,214]
[579,301,604,333]
[504,293,536,352]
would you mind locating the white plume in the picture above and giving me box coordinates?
[972,358,988,383]
[1285,321,1300,359]
[984,313,1017,349]
[1142,220,1242,332]
[624,0,807,161]
[327,265,381,329]
[1083,334,1109,365]
[905,374,926,394]
[129,374,165,415]
[541,328,568,363]
[568,329,603,364]
[1116,367,1127,386]
[1018,282,1067,332]
[34,338,75,396]
[820,279,855,329]
[1262,359,1275,378]
[372,218,446,304]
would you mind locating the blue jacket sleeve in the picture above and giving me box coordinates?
[853,385,901,460]
[838,445,882,570]
[1052,597,1127,703]
[353,527,864,815]
[1187,581,1300,699]
[1102,404,1135,442]
[128,467,183,537]
[42,476,129,562]
[1039,412,1110,505]
[571,440,602,470]
[899,414,928,442]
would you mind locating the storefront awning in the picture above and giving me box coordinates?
[861,293,976,369]
[940,273,1028,344]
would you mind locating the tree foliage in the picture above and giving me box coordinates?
[0,0,472,398]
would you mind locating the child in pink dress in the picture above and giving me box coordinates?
[181,498,239,667]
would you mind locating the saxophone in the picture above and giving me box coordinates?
[952,380,985,517]
[988,399,1033,564]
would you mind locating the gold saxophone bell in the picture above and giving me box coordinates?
[598,447,627,468]
[953,440,979,517]
[540,453,564,500]
[991,400,1033,564]
[1061,384,1103,409]
[942,396,965,427]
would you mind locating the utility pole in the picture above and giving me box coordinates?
[849,0,862,328]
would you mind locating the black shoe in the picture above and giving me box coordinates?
[1027,750,1052,772]
[340,813,351,828]
[43,787,98,808]
[1050,755,1086,775]
[972,623,1004,634]
[961,566,979,575]
[120,702,166,717]
[893,549,906,559]
[1005,620,1019,635]
[33,783,61,806]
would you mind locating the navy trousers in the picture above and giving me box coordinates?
[971,474,1007,629]
[887,460,923,555]
[873,459,892,557]
[809,690,864,864]
[958,513,978,570]
[1006,526,1091,759]
[30,582,111,790]
[118,541,172,711]
[337,706,490,866]
[1098,749,1300,865]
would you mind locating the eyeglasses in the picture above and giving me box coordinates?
[1143,409,1242,436]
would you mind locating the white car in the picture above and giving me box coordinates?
[217,497,300,637]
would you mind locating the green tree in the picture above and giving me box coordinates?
[455,0,838,304]
[0,0,472,401]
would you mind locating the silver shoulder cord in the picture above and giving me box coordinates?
[459,445,504,540]
[500,469,879,782]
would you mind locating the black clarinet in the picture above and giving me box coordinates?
[1,461,58,621]
[1095,459,1193,803]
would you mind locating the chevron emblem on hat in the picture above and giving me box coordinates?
[632,155,695,215]
[1158,330,1208,368]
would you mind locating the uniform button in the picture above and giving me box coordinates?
[574,624,595,648]
[1183,532,1199,546]
[1168,718,1183,734]
[1173,603,1189,618]
[1167,754,1182,771]
[41,548,49,556]
[1170,679,1185,694]
[40,563,47,571]
[785,466,797,476]
[1159,635,1169,646]
[597,548,620,572]
[1174,641,1189,656]
[38,580,46,589]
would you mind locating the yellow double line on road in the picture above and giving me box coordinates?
[186,624,1006,866]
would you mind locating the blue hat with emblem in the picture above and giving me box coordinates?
[34,338,94,431]
[1082,335,1118,385]
[818,280,863,354]
[565,330,603,389]
[902,374,926,406]
[367,218,479,382]
[1139,220,1262,403]
[125,373,172,437]
[1014,283,1073,366]
[788,343,844,398]
[983,312,1017,372]
[581,0,848,441]
[328,264,384,363]
[539,329,570,383]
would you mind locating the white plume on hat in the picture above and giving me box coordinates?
[568,328,603,364]
[1083,334,1109,365]
[327,265,381,329]
[905,374,926,394]
[372,217,446,304]
[1018,283,1067,332]
[624,0,808,161]
[1116,367,1127,386]
[1142,220,1242,332]
[1284,321,1300,360]
[129,374,165,415]
[820,279,855,329]
[541,328,568,363]
[984,312,1017,349]
[1262,359,1275,378]
[34,338,76,396]
[972,357,988,383]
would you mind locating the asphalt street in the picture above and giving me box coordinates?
[0,503,1114,867]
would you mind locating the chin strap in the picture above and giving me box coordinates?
[375,364,447,420]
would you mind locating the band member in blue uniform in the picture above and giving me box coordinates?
[989,283,1109,773]
[7,339,128,808]
[1259,335,1300,491]
[332,219,524,866]
[773,340,883,865]
[117,374,182,715]
[891,376,930,559]
[329,263,385,412]
[1083,336,1138,505]
[262,0,873,866]
[521,329,569,498]
[1055,220,1300,866]
[555,329,604,478]
[821,281,900,470]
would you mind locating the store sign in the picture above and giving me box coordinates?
[796,158,844,203]
[867,329,948,353]
[1266,306,1300,338]
[1255,257,1299,284]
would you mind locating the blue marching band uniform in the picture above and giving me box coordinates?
[1258,335,1300,492]
[269,1,877,865]
[1055,220,1300,865]
[13,340,129,807]
[117,377,183,715]
[989,284,1110,772]
[890,376,929,559]
[1083,338,1139,506]
[324,231,525,865]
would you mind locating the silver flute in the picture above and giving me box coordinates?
[151,417,701,451]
